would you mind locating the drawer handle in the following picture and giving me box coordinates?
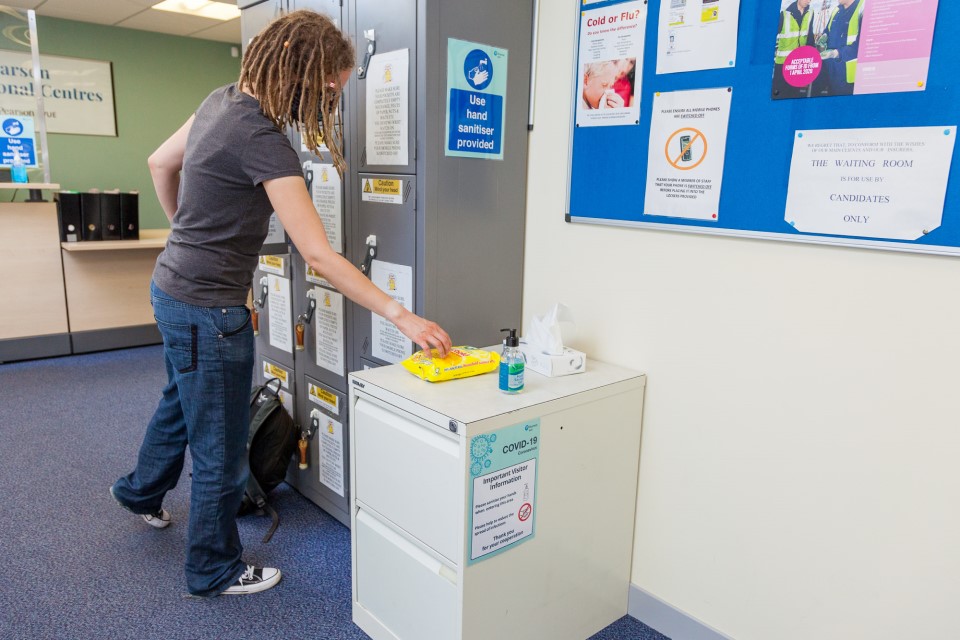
[357,399,459,457]
[357,510,458,585]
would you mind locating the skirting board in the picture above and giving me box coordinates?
[629,584,735,640]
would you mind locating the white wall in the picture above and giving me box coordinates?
[524,6,960,640]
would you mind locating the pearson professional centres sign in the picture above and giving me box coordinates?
[445,38,508,160]
[0,51,116,136]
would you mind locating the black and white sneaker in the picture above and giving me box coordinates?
[110,486,171,529]
[222,565,281,595]
[141,509,171,529]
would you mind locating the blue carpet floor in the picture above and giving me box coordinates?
[0,345,669,640]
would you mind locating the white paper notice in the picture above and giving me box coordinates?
[657,0,740,74]
[306,162,343,254]
[267,275,293,354]
[366,49,409,165]
[644,88,732,220]
[471,458,537,562]
[370,260,413,363]
[313,287,345,377]
[786,127,957,240]
[308,381,340,417]
[278,388,294,418]
[318,415,345,497]
[575,1,646,127]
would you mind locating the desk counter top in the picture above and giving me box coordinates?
[61,229,170,252]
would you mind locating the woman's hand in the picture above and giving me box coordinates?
[386,302,452,358]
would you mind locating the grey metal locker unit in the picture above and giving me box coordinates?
[289,375,350,525]
[347,0,534,373]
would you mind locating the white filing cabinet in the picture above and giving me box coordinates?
[348,356,646,640]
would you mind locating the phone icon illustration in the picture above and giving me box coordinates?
[680,135,692,162]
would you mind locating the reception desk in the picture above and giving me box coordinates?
[0,184,168,362]
[60,229,168,354]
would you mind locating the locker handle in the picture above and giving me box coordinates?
[360,235,378,276]
[357,29,376,79]
[254,278,269,309]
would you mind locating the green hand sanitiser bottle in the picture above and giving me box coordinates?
[498,328,525,394]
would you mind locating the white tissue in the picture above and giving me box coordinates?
[525,303,576,356]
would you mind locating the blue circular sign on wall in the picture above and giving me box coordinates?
[3,118,23,137]
[463,49,492,91]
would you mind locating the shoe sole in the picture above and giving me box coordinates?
[222,571,282,595]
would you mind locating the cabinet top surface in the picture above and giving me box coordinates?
[350,349,644,424]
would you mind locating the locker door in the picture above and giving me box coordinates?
[240,0,284,53]
[288,375,350,527]
[291,0,340,18]
[292,254,349,392]
[351,174,417,370]
[353,0,417,176]
[253,255,296,369]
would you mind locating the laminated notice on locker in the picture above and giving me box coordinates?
[262,361,290,389]
[361,177,404,204]
[468,419,540,564]
[258,255,285,276]
[277,388,294,418]
[313,287,345,377]
[267,275,293,354]
[370,260,413,363]
[306,162,343,254]
[365,48,409,166]
[318,415,345,497]
[308,381,340,416]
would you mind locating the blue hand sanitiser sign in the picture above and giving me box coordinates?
[1,116,37,167]
[445,38,508,160]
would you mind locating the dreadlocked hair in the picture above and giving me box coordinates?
[239,10,355,176]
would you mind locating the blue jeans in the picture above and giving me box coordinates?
[112,281,254,596]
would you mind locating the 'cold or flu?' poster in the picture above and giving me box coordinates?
[469,419,540,564]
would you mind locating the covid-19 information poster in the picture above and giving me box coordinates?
[468,419,540,564]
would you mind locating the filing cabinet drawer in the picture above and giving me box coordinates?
[355,509,458,640]
[353,397,461,562]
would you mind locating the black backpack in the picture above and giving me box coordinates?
[240,378,298,543]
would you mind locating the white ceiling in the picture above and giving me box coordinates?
[2,0,241,43]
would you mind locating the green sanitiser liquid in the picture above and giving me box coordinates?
[498,328,525,394]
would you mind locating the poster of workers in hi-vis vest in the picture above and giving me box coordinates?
[771,0,939,100]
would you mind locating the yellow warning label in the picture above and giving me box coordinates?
[260,255,284,270]
[372,179,401,195]
[363,180,372,193]
[264,363,288,385]
[309,383,339,413]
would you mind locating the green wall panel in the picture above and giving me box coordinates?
[27,17,240,229]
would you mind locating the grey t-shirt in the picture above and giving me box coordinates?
[153,83,302,307]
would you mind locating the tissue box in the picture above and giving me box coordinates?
[518,342,586,377]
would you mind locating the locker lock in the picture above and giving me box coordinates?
[360,235,378,276]
[357,29,376,79]
[295,290,319,351]
[254,277,269,309]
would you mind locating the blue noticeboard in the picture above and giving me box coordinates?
[1,116,37,168]
[446,38,508,160]
[567,0,960,256]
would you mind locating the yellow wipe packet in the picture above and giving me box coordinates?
[401,346,500,382]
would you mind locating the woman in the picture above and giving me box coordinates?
[110,10,451,598]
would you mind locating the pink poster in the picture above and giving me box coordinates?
[771,0,939,100]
